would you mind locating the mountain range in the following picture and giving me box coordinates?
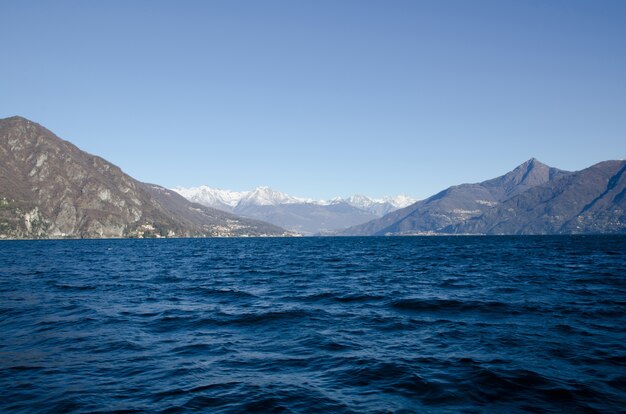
[173,186,414,235]
[1,116,624,238]
[0,116,290,238]
[340,158,626,235]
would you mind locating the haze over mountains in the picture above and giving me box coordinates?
[0,116,289,238]
[173,186,414,235]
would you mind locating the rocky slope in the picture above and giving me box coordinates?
[340,158,570,235]
[0,116,289,238]
[449,160,626,234]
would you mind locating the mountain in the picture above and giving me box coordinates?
[172,186,415,235]
[173,186,413,214]
[449,160,626,234]
[237,186,311,207]
[172,186,247,211]
[339,158,571,236]
[232,201,379,235]
[0,116,290,238]
[342,194,415,216]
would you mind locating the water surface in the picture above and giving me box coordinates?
[1,236,625,412]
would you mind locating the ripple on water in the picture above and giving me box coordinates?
[1,235,625,413]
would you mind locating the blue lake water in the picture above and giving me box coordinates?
[1,236,625,413]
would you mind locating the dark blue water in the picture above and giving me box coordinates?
[1,236,625,413]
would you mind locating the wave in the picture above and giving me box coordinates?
[390,298,516,314]
[2,236,625,413]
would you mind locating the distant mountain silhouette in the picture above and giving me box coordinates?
[173,186,414,235]
[340,158,571,235]
[0,116,289,238]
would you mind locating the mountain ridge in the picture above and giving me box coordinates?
[2,116,623,237]
[173,185,414,212]
[172,186,415,234]
[339,158,572,236]
[447,160,626,235]
[0,116,290,238]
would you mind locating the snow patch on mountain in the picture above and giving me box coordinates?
[238,186,312,206]
[172,186,245,209]
[172,186,415,216]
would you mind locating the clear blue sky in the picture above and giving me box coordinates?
[2,1,625,200]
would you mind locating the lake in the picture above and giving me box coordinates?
[1,236,625,413]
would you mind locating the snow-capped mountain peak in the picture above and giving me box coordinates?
[172,186,245,208]
[380,194,415,208]
[339,194,415,215]
[172,185,415,215]
[238,186,310,206]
